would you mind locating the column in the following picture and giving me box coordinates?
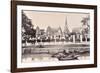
[54,35,56,42]
[73,35,75,43]
[80,34,83,42]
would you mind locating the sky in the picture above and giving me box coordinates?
[23,10,89,32]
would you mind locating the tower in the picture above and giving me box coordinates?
[64,17,70,35]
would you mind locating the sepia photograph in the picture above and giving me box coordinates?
[22,10,90,62]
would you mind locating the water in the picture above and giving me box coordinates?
[22,53,90,63]
[22,42,90,63]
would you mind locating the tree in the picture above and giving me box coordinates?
[81,17,90,34]
[22,11,36,46]
[81,16,90,41]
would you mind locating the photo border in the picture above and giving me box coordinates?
[11,1,97,73]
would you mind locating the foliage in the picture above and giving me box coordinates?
[22,12,36,44]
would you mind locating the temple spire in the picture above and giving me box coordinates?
[64,17,70,34]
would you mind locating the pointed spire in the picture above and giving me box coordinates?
[58,26,62,35]
[64,17,70,34]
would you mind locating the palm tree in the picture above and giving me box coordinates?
[81,16,90,34]
[81,16,90,41]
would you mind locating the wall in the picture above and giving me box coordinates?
[0,0,99,73]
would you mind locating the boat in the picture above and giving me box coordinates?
[58,54,79,61]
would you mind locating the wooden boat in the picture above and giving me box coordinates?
[58,54,79,61]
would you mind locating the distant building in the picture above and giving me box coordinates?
[36,26,46,40]
[32,16,90,43]
[36,26,41,38]
[45,26,63,40]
